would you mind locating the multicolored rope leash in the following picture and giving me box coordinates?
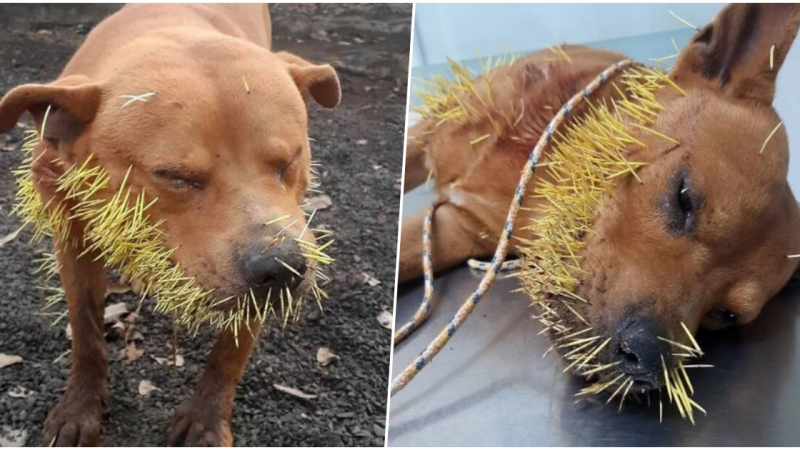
[393,203,438,345]
[391,59,634,396]
[467,258,521,272]
[393,206,520,346]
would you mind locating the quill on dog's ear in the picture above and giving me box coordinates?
[672,4,800,105]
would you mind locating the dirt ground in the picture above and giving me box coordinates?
[0,4,409,446]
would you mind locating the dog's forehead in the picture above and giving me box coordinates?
[101,40,307,124]
[641,89,788,184]
[95,64,308,160]
[593,89,791,249]
[117,69,303,119]
[693,98,788,184]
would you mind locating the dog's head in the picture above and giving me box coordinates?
[525,4,800,398]
[0,38,340,326]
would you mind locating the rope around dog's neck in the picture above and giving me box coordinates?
[391,59,634,396]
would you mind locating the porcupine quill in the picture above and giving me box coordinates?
[12,129,334,342]
[413,55,710,421]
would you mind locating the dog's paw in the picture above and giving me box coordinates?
[167,400,233,447]
[42,396,103,446]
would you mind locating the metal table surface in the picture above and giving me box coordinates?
[388,186,800,446]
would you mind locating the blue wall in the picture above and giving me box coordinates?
[410,4,800,196]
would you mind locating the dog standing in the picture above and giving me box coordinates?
[0,4,340,446]
[400,4,800,389]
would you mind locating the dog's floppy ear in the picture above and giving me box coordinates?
[0,75,104,143]
[276,51,341,109]
[672,4,800,105]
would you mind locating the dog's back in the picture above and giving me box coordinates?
[400,45,628,282]
[61,4,271,79]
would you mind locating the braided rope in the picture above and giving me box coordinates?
[393,204,437,344]
[393,213,520,346]
[391,59,633,396]
[467,258,521,272]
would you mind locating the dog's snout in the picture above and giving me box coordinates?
[241,240,307,294]
[615,315,668,387]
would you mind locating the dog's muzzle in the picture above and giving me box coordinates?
[614,315,669,390]
[240,240,308,298]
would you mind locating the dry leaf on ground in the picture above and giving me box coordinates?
[377,311,393,330]
[273,384,317,400]
[119,341,144,364]
[0,427,28,447]
[0,227,21,248]
[0,354,23,370]
[151,354,184,367]
[138,380,159,396]
[103,303,129,323]
[7,385,33,398]
[111,321,126,333]
[306,194,332,211]
[316,347,339,366]
[362,272,381,286]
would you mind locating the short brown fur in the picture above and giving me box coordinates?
[0,4,340,446]
[400,4,800,380]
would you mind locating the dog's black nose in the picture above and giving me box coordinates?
[615,315,669,388]
[241,240,307,294]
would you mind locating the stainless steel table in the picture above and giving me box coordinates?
[388,186,800,446]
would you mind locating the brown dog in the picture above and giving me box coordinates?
[0,4,340,446]
[401,4,800,391]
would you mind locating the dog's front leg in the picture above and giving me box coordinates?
[167,321,262,447]
[398,203,496,284]
[43,243,108,446]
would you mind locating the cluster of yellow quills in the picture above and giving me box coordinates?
[413,46,580,141]
[414,52,709,422]
[12,130,333,341]
[412,53,522,182]
[514,66,709,421]
[412,53,521,136]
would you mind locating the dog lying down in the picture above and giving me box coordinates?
[0,4,340,446]
[399,3,800,419]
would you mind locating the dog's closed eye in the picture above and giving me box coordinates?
[277,160,294,180]
[152,168,205,191]
[665,170,702,235]
[277,146,304,182]
[677,177,695,224]
[705,307,738,328]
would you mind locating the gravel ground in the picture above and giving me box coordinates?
[0,4,410,446]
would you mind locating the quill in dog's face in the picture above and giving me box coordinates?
[560,4,800,389]
[0,43,341,316]
[0,5,345,445]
